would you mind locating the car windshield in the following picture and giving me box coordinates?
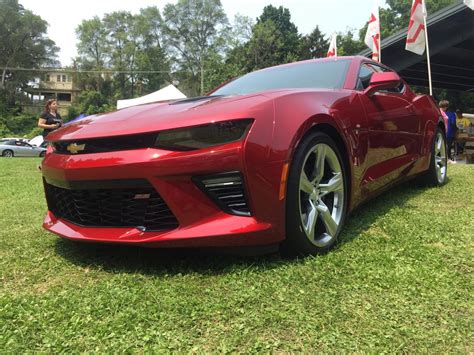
[212,59,351,96]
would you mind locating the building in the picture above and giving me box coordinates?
[23,70,80,116]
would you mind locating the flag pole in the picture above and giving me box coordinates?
[422,0,433,96]
[379,31,382,62]
[377,0,381,62]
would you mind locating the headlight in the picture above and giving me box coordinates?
[155,119,253,151]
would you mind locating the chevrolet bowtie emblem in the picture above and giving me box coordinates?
[66,143,86,154]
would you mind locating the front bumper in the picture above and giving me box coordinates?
[41,142,283,247]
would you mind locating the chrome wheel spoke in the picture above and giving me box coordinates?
[304,200,318,238]
[319,172,343,197]
[436,155,446,167]
[313,145,326,183]
[316,200,338,237]
[300,171,314,195]
[436,136,442,152]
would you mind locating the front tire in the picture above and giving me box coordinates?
[39,151,46,157]
[283,132,348,256]
[419,127,447,186]
[2,150,13,158]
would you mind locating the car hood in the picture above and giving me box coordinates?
[47,93,275,141]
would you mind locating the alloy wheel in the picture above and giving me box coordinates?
[298,143,344,247]
[434,131,447,183]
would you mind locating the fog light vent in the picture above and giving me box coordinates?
[193,172,251,216]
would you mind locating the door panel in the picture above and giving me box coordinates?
[355,62,423,193]
[359,91,421,192]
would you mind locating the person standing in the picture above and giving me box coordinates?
[439,100,456,161]
[37,99,63,139]
[456,109,471,155]
[439,100,449,132]
[456,109,471,130]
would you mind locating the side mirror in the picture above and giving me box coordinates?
[363,71,401,97]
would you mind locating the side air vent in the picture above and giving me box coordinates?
[193,172,251,216]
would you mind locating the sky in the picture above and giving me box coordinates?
[20,0,383,66]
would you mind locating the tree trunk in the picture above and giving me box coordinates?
[1,68,7,89]
[200,61,204,96]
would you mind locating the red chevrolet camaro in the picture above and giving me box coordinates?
[41,56,448,255]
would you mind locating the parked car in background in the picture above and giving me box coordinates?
[0,139,46,157]
[28,135,44,147]
[41,56,447,256]
[0,137,29,143]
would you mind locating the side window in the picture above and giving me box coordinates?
[356,64,376,91]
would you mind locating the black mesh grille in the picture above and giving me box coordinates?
[44,180,179,231]
[193,172,251,216]
[53,133,157,155]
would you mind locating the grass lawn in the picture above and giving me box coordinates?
[0,158,472,352]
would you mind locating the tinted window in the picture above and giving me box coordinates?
[0,140,16,146]
[357,64,375,90]
[356,63,405,93]
[213,60,351,96]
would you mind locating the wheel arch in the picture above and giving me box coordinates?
[288,115,353,211]
[2,149,14,157]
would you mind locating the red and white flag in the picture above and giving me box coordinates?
[406,0,427,55]
[364,1,381,62]
[464,0,474,10]
[327,33,337,58]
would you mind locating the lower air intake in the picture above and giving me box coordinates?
[193,171,251,216]
[44,179,179,231]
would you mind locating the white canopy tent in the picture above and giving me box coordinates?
[116,84,186,110]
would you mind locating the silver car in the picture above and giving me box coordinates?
[0,139,47,157]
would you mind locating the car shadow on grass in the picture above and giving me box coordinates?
[53,180,435,275]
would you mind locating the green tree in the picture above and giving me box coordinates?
[257,5,300,62]
[134,7,170,93]
[75,16,108,91]
[245,20,286,71]
[76,16,108,68]
[69,89,114,117]
[162,0,230,96]
[102,11,139,99]
[0,0,57,105]
[75,7,170,99]
[338,30,365,56]
[298,26,329,60]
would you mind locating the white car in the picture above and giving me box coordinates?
[0,139,46,157]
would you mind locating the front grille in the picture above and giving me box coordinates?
[53,132,157,155]
[44,179,179,231]
[193,172,251,216]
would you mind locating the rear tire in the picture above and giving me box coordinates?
[2,150,13,158]
[282,131,348,256]
[39,151,46,157]
[419,127,447,186]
